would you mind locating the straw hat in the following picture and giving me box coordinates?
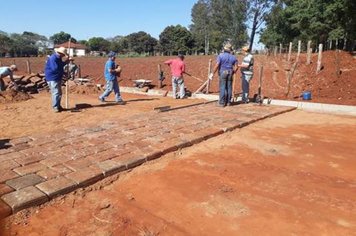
[54,47,68,56]
[224,43,232,52]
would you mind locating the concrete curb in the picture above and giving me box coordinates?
[263,99,356,116]
[120,87,356,116]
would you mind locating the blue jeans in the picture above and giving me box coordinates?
[47,80,62,108]
[172,76,185,99]
[219,72,233,105]
[100,79,122,102]
[241,73,253,102]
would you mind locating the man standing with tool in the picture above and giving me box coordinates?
[164,54,187,99]
[239,46,254,103]
[45,47,69,113]
[99,51,124,104]
[210,43,238,107]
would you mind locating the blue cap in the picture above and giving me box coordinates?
[108,51,117,58]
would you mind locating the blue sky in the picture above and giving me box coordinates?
[1,0,262,48]
[1,0,197,40]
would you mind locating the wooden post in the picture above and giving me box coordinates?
[78,65,82,78]
[288,42,293,61]
[286,62,298,97]
[307,41,312,65]
[316,44,323,73]
[336,39,339,49]
[329,40,332,50]
[274,46,277,57]
[343,38,347,50]
[65,39,71,109]
[335,49,341,78]
[296,40,301,62]
[26,60,31,74]
[206,59,212,94]
[157,64,162,88]
[279,43,282,55]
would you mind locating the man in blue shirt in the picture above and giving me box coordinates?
[210,43,238,107]
[0,65,18,91]
[44,47,68,112]
[99,51,124,104]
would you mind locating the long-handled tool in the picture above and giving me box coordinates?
[184,72,204,82]
[65,39,71,109]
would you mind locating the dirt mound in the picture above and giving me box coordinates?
[69,84,103,95]
[0,90,32,104]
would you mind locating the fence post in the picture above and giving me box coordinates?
[307,41,312,65]
[316,44,323,73]
[296,40,301,62]
[279,43,282,55]
[78,65,82,78]
[274,46,278,57]
[26,60,31,74]
[343,38,347,50]
[288,42,293,61]
[206,59,212,94]
[329,40,332,50]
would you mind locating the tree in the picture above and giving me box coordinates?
[126,31,158,55]
[0,34,13,56]
[190,0,211,54]
[159,25,194,55]
[247,0,276,51]
[50,31,76,45]
[87,37,110,51]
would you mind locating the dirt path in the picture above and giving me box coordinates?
[1,110,355,235]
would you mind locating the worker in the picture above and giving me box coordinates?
[44,46,69,113]
[238,46,254,103]
[0,65,18,91]
[98,51,125,104]
[210,43,238,107]
[64,57,79,80]
[164,54,187,99]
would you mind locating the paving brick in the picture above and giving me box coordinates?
[65,166,104,187]
[36,177,77,199]
[0,152,26,162]
[0,159,20,171]
[6,174,44,190]
[14,154,46,166]
[0,148,14,156]
[0,184,14,196]
[112,152,146,169]
[95,160,126,176]
[0,171,19,184]
[0,199,11,219]
[40,156,72,167]
[63,158,93,171]
[37,168,59,180]
[12,143,31,151]
[50,164,73,175]
[13,162,47,176]
[1,186,48,213]
[9,137,32,146]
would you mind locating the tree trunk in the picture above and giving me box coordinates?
[249,10,259,52]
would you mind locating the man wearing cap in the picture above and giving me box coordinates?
[0,65,18,91]
[210,43,238,107]
[45,46,69,112]
[64,57,79,80]
[238,46,254,103]
[99,51,124,104]
[164,54,187,99]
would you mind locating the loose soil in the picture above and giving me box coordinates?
[1,51,355,105]
[1,109,355,235]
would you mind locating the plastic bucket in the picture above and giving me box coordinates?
[302,91,312,100]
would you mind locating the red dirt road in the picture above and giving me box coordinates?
[2,109,356,235]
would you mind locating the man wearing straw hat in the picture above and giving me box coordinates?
[45,46,69,112]
[238,45,254,103]
[0,65,18,91]
[210,43,238,107]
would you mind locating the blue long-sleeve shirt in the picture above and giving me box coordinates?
[45,53,66,81]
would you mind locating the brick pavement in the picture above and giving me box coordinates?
[0,103,295,217]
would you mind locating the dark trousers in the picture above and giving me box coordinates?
[219,72,233,105]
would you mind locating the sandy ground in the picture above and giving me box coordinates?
[1,92,356,235]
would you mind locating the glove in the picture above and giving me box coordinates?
[208,73,214,80]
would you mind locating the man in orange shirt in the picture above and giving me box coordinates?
[164,54,187,99]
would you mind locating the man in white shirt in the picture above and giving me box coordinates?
[238,46,254,103]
